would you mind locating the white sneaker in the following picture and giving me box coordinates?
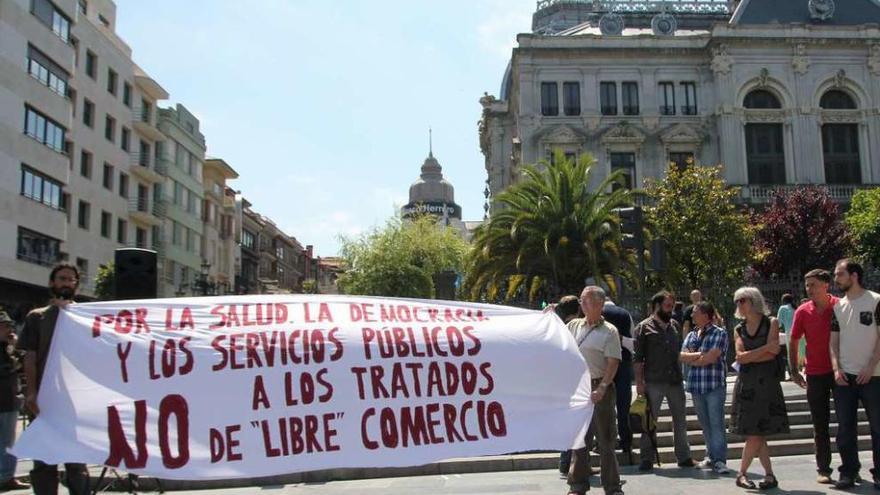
[697,458,714,469]
[713,461,730,474]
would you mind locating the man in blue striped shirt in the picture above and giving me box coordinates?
[680,301,730,474]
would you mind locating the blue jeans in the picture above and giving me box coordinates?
[692,385,727,463]
[0,410,18,482]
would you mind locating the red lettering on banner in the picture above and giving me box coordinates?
[209,425,242,463]
[158,394,190,469]
[258,413,341,457]
[149,338,195,380]
[116,342,133,383]
[251,375,271,410]
[91,309,151,337]
[359,401,507,449]
[105,399,148,468]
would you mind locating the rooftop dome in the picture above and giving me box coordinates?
[402,135,462,221]
[533,0,734,34]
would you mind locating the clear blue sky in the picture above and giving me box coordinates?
[114,0,535,256]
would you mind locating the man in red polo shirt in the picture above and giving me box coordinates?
[789,268,839,485]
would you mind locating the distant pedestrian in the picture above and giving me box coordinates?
[603,298,635,463]
[730,287,789,490]
[788,269,838,484]
[566,286,623,495]
[829,259,880,491]
[682,289,703,335]
[776,293,795,379]
[555,295,584,477]
[672,301,684,327]
[0,311,29,491]
[634,291,693,472]
[680,302,729,474]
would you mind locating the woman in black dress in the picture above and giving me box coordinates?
[730,287,790,490]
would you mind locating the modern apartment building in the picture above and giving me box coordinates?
[65,0,167,296]
[202,158,238,295]
[0,0,167,310]
[157,103,205,297]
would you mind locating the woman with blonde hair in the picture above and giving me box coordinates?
[730,287,790,490]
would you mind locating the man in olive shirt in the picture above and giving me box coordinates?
[20,263,90,495]
[566,286,624,495]
[634,291,693,471]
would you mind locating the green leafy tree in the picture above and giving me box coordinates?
[302,280,318,294]
[645,164,754,299]
[463,152,634,303]
[337,215,468,298]
[844,187,880,267]
[93,262,115,300]
[752,186,852,277]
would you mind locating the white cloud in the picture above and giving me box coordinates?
[477,0,533,60]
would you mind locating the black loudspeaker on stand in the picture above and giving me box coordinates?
[97,250,163,493]
[114,248,158,300]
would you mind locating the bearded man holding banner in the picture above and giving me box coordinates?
[566,286,624,495]
[19,263,91,495]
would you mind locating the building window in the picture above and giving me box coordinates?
[100,211,112,238]
[120,126,130,151]
[78,0,87,15]
[117,219,127,244]
[17,227,60,266]
[173,181,183,206]
[82,98,94,127]
[136,227,147,249]
[118,172,129,198]
[138,140,150,167]
[659,82,675,115]
[31,0,70,42]
[745,124,786,184]
[21,165,63,210]
[105,114,115,142]
[276,245,284,259]
[102,163,114,190]
[743,89,781,109]
[123,82,132,107]
[541,82,559,116]
[172,222,182,246]
[600,82,617,116]
[610,152,635,190]
[242,230,255,250]
[819,90,860,183]
[24,106,66,152]
[27,45,68,96]
[549,150,577,166]
[681,82,697,115]
[140,99,152,123]
[563,82,580,116]
[622,82,639,116]
[76,258,88,280]
[743,89,785,184]
[85,50,97,79]
[98,14,109,27]
[78,200,90,229]
[107,68,117,95]
[80,149,92,178]
[668,152,694,171]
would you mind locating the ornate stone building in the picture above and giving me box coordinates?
[479,0,880,211]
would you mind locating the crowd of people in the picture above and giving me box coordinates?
[0,259,877,494]
[557,259,880,495]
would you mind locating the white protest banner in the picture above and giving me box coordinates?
[14,295,592,480]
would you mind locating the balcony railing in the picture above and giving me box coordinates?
[660,106,676,116]
[737,184,879,203]
[681,105,698,116]
[622,106,640,116]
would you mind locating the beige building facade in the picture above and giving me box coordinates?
[202,158,239,294]
[480,0,880,211]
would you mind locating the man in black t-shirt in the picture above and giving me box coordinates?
[19,263,90,495]
[604,299,635,460]
[0,311,28,491]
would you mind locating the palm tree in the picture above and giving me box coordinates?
[464,152,635,303]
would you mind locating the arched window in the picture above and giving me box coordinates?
[744,90,781,109]
[820,90,861,183]
[820,90,856,110]
[743,90,785,184]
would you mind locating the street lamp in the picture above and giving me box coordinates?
[193,259,216,296]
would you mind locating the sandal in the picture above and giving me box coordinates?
[736,474,757,489]
[758,474,778,490]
